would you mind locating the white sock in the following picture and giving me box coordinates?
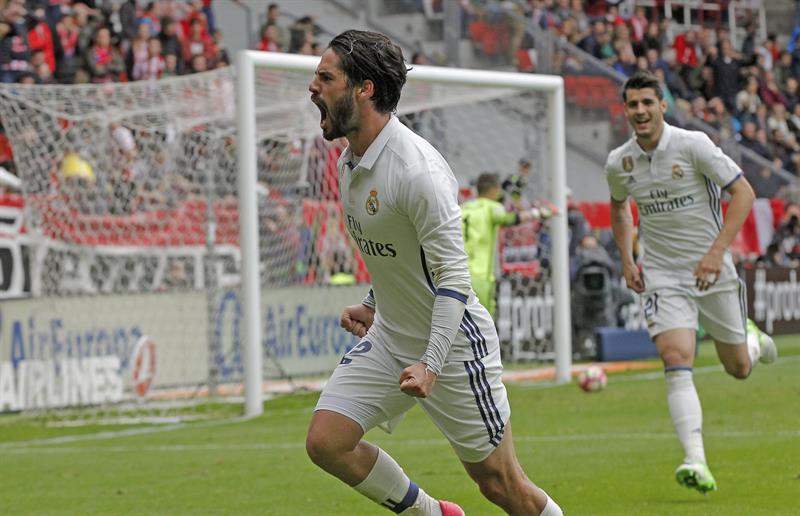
[746,331,761,368]
[665,368,706,464]
[354,448,441,515]
[539,491,564,516]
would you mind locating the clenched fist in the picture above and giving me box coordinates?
[340,304,375,338]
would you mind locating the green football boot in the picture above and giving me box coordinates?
[747,319,777,364]
[675,462,717,494]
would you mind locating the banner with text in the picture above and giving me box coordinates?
[743,266,800,335]
[0,286,362,412]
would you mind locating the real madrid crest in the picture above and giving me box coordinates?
[622,155,633,172]
[366,189,379,215]
[671,164,684,180]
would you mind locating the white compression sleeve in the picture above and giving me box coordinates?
[420,293,466,375]
[362,287,376,310]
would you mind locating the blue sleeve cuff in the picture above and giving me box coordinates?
[437,288,468,304]
[722,173,743,190]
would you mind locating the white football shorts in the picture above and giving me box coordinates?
[315,324,510,463]
[641,278,747,344]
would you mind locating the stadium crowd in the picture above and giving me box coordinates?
[454,1,800,193]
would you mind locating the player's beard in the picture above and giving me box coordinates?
[322,91,359,141]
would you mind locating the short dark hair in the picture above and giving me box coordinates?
[328,30,409,114]
[622,71,663,102]
[476,173,500,195]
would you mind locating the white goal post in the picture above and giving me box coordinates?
[236,50,571,418]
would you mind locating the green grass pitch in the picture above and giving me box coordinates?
[1,337,798,515]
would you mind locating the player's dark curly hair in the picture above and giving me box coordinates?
[328,30,409,114]
[622,71,664,102]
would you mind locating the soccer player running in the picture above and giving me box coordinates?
[306,30,563,516]
[605,71,777,494]
[462,172,553,316]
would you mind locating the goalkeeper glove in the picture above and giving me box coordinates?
[529,205,557,220]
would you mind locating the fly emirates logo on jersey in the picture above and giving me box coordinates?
[345,213,397,258]
[638,188,695,216]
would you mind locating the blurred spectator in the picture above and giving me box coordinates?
[774,51,794,88]
[158,16,182,60]
[612,44,636,76]
[289,15,317,54]
[673,30,698,71]
[138,37,165,81]
[788,102,800,136]
[212,29,229,65]
[257,23,282,53]
[768,104,795,144]
[181,17,216,67]
[760,70,787,108]
[119,0,139,43]
[753,102,770,133]
[639,21,661,54]
[740,22,757,61]
[261,3,290,51]
[711,39,742,113]
[707,96,739,140]
[127,23,153,81]
[578,20,607,60]
[188,53,207,74]
[73,2,101,59]
[161,52,179,77]
[629,5,648,43]
[84,26,123,83]
[736,75,762,116]
[784,78,799,112]
[0,0,32,83]
[26,6,56,75]
[502,158,531,206]
[740,121,770,159]
[568,0,589,35]
[55,11,79,82]
[653,67,676,116]
[140,2,162,37]
[566,187,590,256]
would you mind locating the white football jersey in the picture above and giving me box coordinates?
[338,116,496,361]
[605,123,743,288]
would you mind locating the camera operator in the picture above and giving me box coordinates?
[766,202,800,266]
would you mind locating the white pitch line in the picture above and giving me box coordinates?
[2,430,799,455]
[0,415,250,450]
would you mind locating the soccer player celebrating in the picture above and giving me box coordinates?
[605,71,777,494]
[305,30,563,516]
[461,172,553,316]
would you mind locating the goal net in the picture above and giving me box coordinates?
[0,53,569,420]
[236,52,570,415]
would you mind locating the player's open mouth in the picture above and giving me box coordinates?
[312,98,328,127]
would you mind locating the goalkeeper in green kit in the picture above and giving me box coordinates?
[461,172,555,316]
